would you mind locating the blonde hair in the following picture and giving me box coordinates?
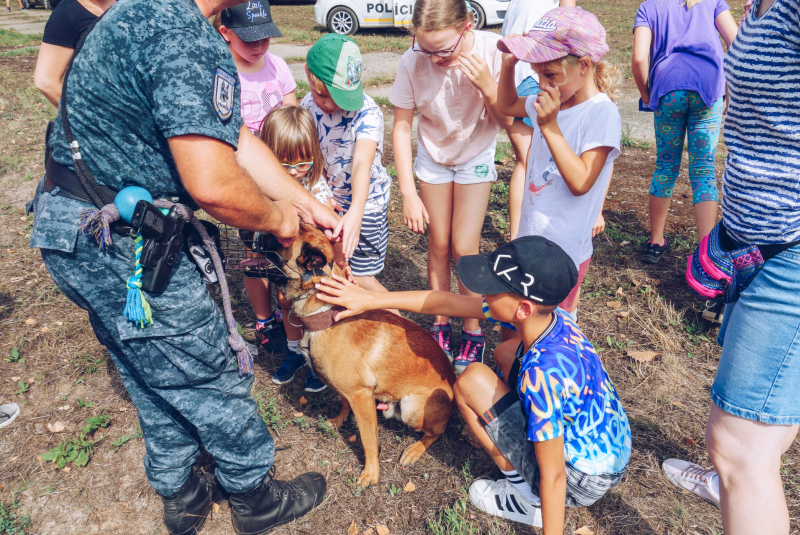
[539,54,622,103]
[210,14,222,31]
[306,68,330,97]
[411,0,470,32]
[681,0,703,8]
[259,105,325,191]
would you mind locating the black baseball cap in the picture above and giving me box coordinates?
[457,236,578,306]
[221,0,282,42]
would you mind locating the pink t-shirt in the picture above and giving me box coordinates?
[238,52,297,134]
[389,30,504,166]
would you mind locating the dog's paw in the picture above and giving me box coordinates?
[399,441,427,467]
[356,467,380,488]
[327,417,345,428]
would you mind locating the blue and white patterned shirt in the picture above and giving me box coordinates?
[721,0,800,245]
[483,303,632,475]
[300,93,392,214]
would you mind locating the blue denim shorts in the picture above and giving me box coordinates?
[713,242,800,425]
[515,76,539,128]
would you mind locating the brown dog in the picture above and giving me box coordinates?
[263,224,455,488]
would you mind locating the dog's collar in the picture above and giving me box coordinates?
[290,305,344,332]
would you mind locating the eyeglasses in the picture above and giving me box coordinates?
[281,161,313,172]
[412,23,468,58]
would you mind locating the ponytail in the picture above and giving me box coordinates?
[594,60,621,103]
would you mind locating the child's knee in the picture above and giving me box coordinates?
[454,362,496,397]
[277,291,291,309]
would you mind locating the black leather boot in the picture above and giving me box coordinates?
[229,469,327,535]
[162,468,223,535]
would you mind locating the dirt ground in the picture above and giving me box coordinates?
[1,2,797,534]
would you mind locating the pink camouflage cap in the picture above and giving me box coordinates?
[497,6,609,64]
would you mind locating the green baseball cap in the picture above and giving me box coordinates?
[307,34,364,112]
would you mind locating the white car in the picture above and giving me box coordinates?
[314,0,509,35]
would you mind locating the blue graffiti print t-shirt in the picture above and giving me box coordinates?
[484,304,632,475]
[300,93,392,214]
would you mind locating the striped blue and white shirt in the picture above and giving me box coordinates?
[721,0,800,245]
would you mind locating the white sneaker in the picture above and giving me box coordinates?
[662,459,720,508]
[468,478,542,526]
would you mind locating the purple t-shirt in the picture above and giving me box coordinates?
[634,0,730,111]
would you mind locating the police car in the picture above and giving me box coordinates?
[314,0,508,35]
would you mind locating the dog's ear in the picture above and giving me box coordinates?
[298,244,327,271]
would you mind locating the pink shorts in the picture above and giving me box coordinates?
[559,258,591,312]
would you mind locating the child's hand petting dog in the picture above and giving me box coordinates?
[316,273,372,321]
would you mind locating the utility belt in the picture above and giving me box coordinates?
[42,157,221,291]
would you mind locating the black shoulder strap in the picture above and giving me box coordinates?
[58,16,116,209]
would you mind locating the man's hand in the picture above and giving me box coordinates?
[272,200,300,247]
[299,200,341,241]
[459,53,494,95]
[533,85,562,129]
[315,273,374,321]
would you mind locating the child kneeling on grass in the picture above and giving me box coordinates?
[315,236,631,530]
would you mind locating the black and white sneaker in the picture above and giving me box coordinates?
[468,478,542,527]
[641,238,670,264]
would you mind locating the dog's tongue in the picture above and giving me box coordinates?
[376,402,389,411]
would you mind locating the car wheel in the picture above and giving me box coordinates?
[470,2,486,30]
[328,6,359,36]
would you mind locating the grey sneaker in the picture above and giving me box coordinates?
[641,238,670,264]
[468,478,542,526]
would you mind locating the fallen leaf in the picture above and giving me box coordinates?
[672,401,686,408]
[47,421,65,433]
[364,529,375,535]
[606,301,621,310]
[212,503,220,515]
[574,527,594,535]
[10,456,18,462]
[615,286,624,296]
[617,311,629,319]
[376,526,390,535]
[620,240,630,246]
[628,351,658,363]
[62,466,71,473]
[349,435,357,443]
[298,396,308,406]
[11,376,20,381]
[37,455,44,462]
[492,325,501,332]
[403,480,416,492]
[24,318,37,325]
[40,326,49,333]
[347,520,359,535]
[55,321,63,326]
[6,249,13,253]
[19,217,27,222]
[653,278,662,286]
[28,377,35,384]
[632,278,641,287]
[292,412,304,418]
[119,407,128,412]
[58,406,70,410]
[684,436,696,446]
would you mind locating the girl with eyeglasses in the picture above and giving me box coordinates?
[243,105,334,393]
[389,0,513,374]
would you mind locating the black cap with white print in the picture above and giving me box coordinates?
[457,236,578,306]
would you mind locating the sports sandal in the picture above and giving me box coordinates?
[454,332,485,375]
[430,323,453,362]
[702,301,726,324]
[255,314,288,355]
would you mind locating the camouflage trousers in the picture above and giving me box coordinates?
[40,228,274,496]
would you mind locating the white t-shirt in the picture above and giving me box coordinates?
[519,93,621,267]
[300,92,392,214]
[501,0,558,86]
[389,30,503,166]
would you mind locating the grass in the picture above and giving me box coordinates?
[621,125,652,150]
[365,74,396,87]
[283,55,307,64]
[373,96,394,109]
[0,29,41,49]
[0,46,39,58]
[294,79,310,101]
[0,500,31,535]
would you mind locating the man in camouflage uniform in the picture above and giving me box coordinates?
[29,0,334,532]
